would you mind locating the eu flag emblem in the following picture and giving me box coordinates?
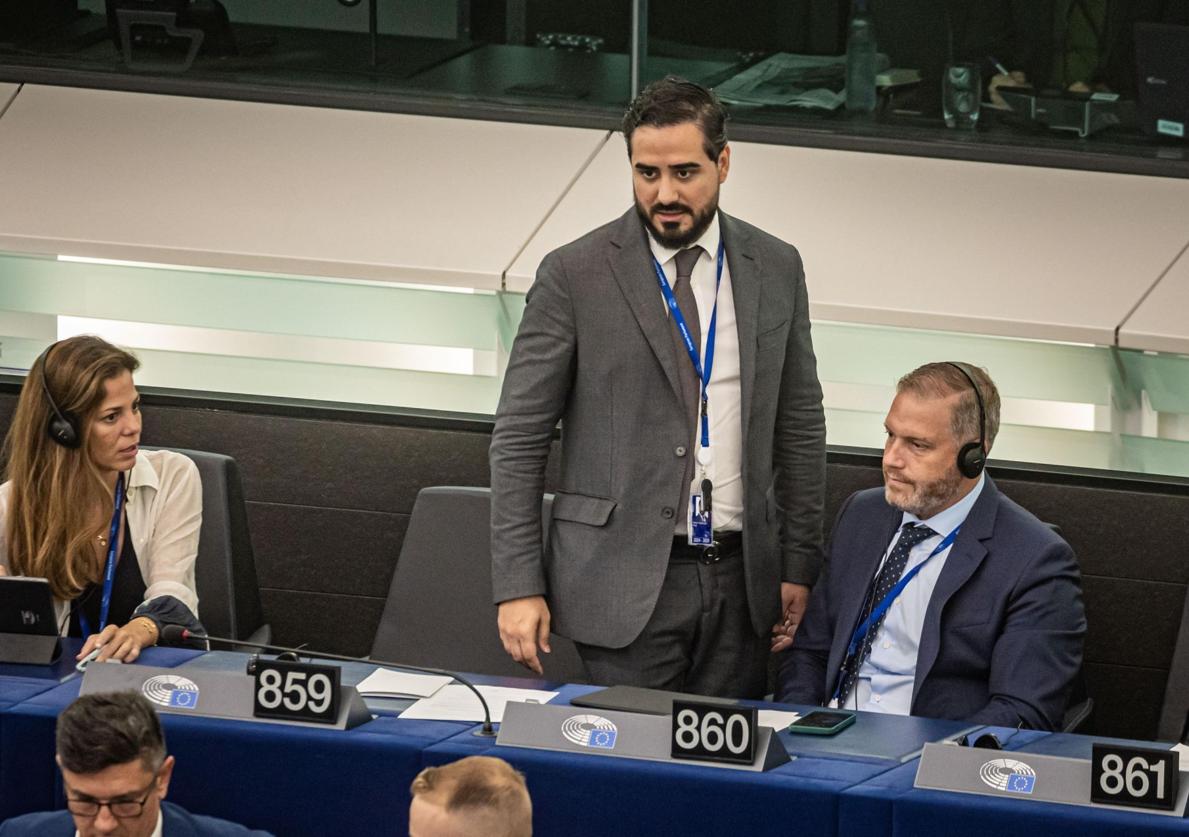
[1006,773,1035,794]
[587,730,617,749]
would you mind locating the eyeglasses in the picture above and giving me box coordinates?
[66,777,156,819]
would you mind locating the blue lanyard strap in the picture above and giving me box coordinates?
[651,241,725,450]
[832,523,961,700]
[78,472,126,640]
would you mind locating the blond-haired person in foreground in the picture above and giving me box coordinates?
[409,756,531,837]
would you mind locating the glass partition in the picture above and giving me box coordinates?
[3,250,1189,478]
[2,2,1185,174]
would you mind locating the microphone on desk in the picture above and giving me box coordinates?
[159,625,497,736]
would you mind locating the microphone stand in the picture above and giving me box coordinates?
[164,627,496,736]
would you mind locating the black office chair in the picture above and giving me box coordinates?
[156,448,270,646]
[1041,521,1095,733]
[370,486,586,683]
[1062,670,1094,733]
[1158,579,1189,742]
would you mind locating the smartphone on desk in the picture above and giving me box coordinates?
[786,710,856,735]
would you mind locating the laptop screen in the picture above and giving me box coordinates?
[0,577,59,636]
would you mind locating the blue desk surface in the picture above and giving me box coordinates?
[3,655,1189,835]
[839,727,1189,836]
[0,645,204,821]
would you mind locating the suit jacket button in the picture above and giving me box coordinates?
[675,446,687,457]
[661,507,675,519]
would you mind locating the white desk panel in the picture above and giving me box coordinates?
[508,137,1189,347]
[0,83,18,115]
[0,85,608,289]
[1117,241,1189,355]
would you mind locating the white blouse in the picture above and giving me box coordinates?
[0,449,203,631]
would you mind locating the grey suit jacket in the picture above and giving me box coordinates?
[490,208,826,648]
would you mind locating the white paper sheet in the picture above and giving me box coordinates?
[355,668,452,699]
[1172,742,1189,770]
[399,685,559,723]
[757,709,801,731]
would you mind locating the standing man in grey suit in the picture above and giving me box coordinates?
[490,77,826,698]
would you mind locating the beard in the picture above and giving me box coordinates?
[635,193,719,249]
[883,468,964,519]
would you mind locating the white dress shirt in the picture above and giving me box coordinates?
[848,473,987,715]
[76,811,163,837]
[0,448,203,631]
[648,214,744,532]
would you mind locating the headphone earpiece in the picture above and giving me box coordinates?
[37,344,82,449]
[946,362,987,480]
[956,440,986,479]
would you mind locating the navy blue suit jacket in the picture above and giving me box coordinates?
[776,477,1085,730]
[0,801,273,836]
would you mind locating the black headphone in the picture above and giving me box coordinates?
[37,343,82,449]
[945,361,986,479]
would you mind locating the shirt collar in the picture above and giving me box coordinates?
[902,472,986,536]
[646,212,722,271]
[126,450,158,497]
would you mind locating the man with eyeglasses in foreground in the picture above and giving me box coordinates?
[0,691,272,837]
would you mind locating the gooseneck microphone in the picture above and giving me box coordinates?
[161,626,497,736]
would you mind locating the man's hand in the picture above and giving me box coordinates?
[770,582,811,652]
[76,618,158,664]
[497,596,552,675]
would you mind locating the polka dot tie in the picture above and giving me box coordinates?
[835,522,936,706]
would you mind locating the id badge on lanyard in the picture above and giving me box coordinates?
[651,242,725,547]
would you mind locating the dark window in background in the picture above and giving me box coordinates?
[0,1,1186,175]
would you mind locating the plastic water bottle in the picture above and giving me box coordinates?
[845,0,877,113]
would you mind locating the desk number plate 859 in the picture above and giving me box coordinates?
[252,659,341,725]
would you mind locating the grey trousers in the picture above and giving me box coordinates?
[574,543,769,700]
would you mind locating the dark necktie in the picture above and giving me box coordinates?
[670,246,704,429]
[669,246,704,524]
[835,522,936,706]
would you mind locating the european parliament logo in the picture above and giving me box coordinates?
[979,758,1036,795]
[561,714,618,750]
[141,674,200,710]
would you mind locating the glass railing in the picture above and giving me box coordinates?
[3,250,1188,476]
[0,252,504,413]
[2,2,1186,175]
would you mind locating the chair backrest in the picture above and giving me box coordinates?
[1159,585,1189,741]
[158,448,267,642]
[370,486,586,683]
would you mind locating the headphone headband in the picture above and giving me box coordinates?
[37,342,82,449]
[945,361,987,479]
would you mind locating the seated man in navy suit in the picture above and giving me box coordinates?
[0,691,272,837]
[777,362,1085,730]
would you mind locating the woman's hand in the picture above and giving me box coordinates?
[75,617,159,663]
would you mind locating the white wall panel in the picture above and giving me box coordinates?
[1118,241,1189,355]
[0,85,607,290]
[509,135,1189,349]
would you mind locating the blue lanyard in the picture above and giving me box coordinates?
[832,523,961,701]
[78,472,126,640]
[651,241,725,451]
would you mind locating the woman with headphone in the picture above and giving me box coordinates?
[0,335,203,663]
